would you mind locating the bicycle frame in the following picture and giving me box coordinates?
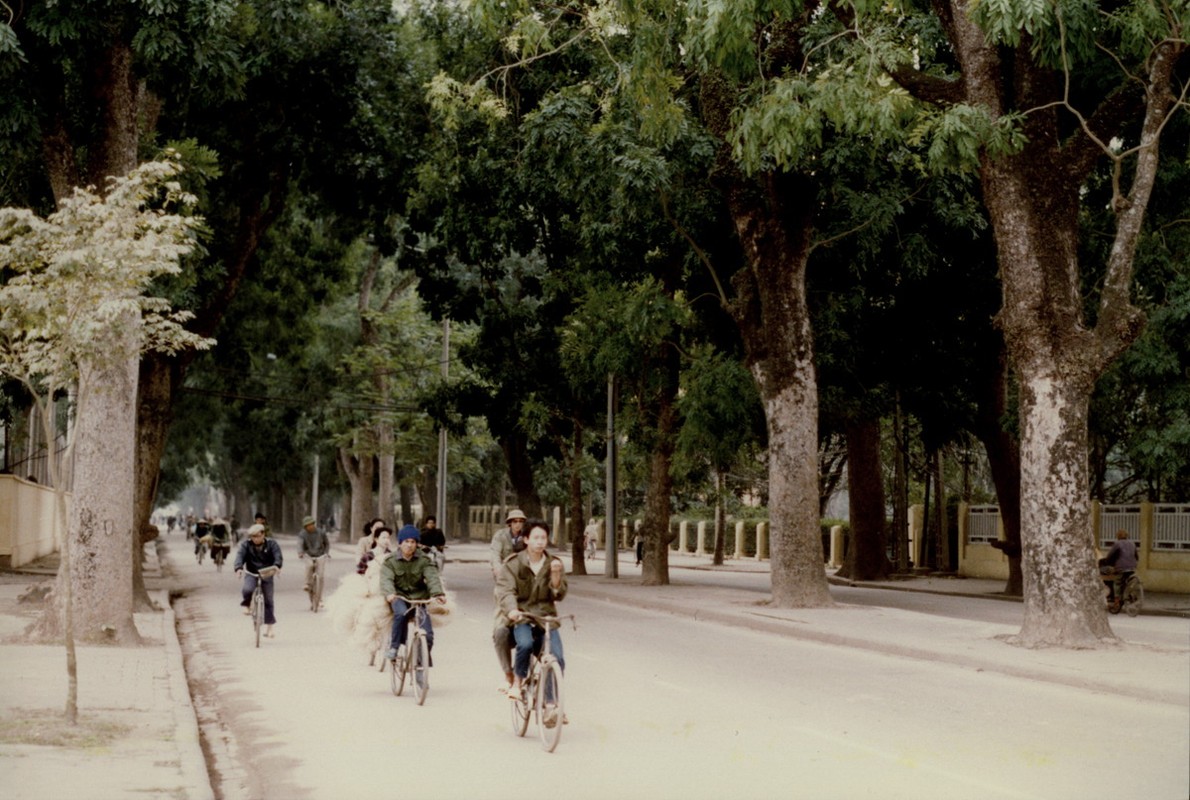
[509,612,575,752]
[389,598,434,704]
[245,567,279,648]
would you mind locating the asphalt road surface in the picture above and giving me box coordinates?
[171,540,1189,800]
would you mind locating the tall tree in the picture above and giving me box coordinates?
[887,0,1189,646]
[0,158,210,717]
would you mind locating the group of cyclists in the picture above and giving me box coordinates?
[223,507,570,717]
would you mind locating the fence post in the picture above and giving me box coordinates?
[829,525,844,568]
[756,521,768,560]
[734,520,746,559]
[679,520,689,553]
[696,521,708,556]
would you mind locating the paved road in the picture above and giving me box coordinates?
[171,539,1189,800]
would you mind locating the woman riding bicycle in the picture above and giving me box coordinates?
[1099,529,1139,613]
[235,524,283,638]
[496,520,567,701]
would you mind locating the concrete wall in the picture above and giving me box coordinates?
[956,501,1190,593]
[0,474,66,569]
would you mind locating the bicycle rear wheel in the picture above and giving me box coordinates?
[536,660,564,752]
[412,634,430,705]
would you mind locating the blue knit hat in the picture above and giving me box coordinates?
[397,524,420,544]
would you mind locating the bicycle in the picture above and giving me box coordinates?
[1103,569,1144,617]
[211,541,230,572]
[388,598,433,705]
[306,553,329,612]
[508,612,575,753]
[195,539,207,565]
[245,565,280,647]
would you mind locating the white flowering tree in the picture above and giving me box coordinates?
[0,155,212,722]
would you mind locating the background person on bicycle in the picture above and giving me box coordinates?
[420,515,446,563]
[235,523,283,637]
[380,525,446,661]
[1099,529,1139,612]
[490,509,528,689]
[209,518,232,565]
[298,514,331,593]
[497,520,567,701]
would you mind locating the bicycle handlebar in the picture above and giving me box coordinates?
[244,566,280,578]
[514,611,577,631]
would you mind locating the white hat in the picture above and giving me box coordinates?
[247,524,267,536]
[506,509,527,522]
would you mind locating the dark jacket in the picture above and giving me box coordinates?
[234,537,283,574]
[378,550,444,600]
[298,526,330,558]
[496,549,567,625]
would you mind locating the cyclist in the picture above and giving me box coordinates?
[490,509,528,689]
[193,517,211,560]
[1099,529,1138,613]
[380,525,446,661]
[235,523,283,638]
[209,518,232,566]
[496,520,567,703]
[298,514,331,595]
[420,515,446,566]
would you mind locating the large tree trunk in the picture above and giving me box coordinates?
[39,322,141,645]
[567,424,588,576]
[702,71,832,608]
[132,353,176,610]
[338,446,375,544]
[640,345,679,586]
[500,433,542,517]
[837,416,891,580]
[930,0,1180,646]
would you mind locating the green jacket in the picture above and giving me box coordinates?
[379,550,444,600]
[496,549,567,625]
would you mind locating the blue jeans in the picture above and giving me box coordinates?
[512,623,564,680]
[390,599,434,652]
[241,574,276,625]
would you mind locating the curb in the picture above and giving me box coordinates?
[155,544,215,800]
[578,578,1189,707]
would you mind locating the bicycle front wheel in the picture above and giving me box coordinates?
[252,590,263,648]
[1125,579,1144,617]
[412,634,430,705]
[310,572,322,612]
[536,660,564,752]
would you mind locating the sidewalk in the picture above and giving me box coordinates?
[0,542,212,800]
[0,537,1185,800]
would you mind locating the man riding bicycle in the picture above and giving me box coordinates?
[235,524,283,638]
[1099,529,1139,613]
[298,514,331,595]
[380,526,446,661]
[496,520,567,702]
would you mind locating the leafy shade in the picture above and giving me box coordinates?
[0,155,214,392]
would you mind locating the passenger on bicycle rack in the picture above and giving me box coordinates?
[496,520,567,702]
[1098,529,1138,613]
[235,524,284,637]
[380,526,446,661]
[298,515,331,593]
[209,518,232,566]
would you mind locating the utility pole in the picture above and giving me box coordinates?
[605,373,618,579]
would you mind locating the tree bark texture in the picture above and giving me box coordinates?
[338,446,375,544]
[640,343,679,586]
[42,322,142,644]
[934,0,1184,645]
[500,433,543,517]
[839,416,891,580]
[725,170,832,607]
[567,425,588,576]
[973,343,1023,595]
